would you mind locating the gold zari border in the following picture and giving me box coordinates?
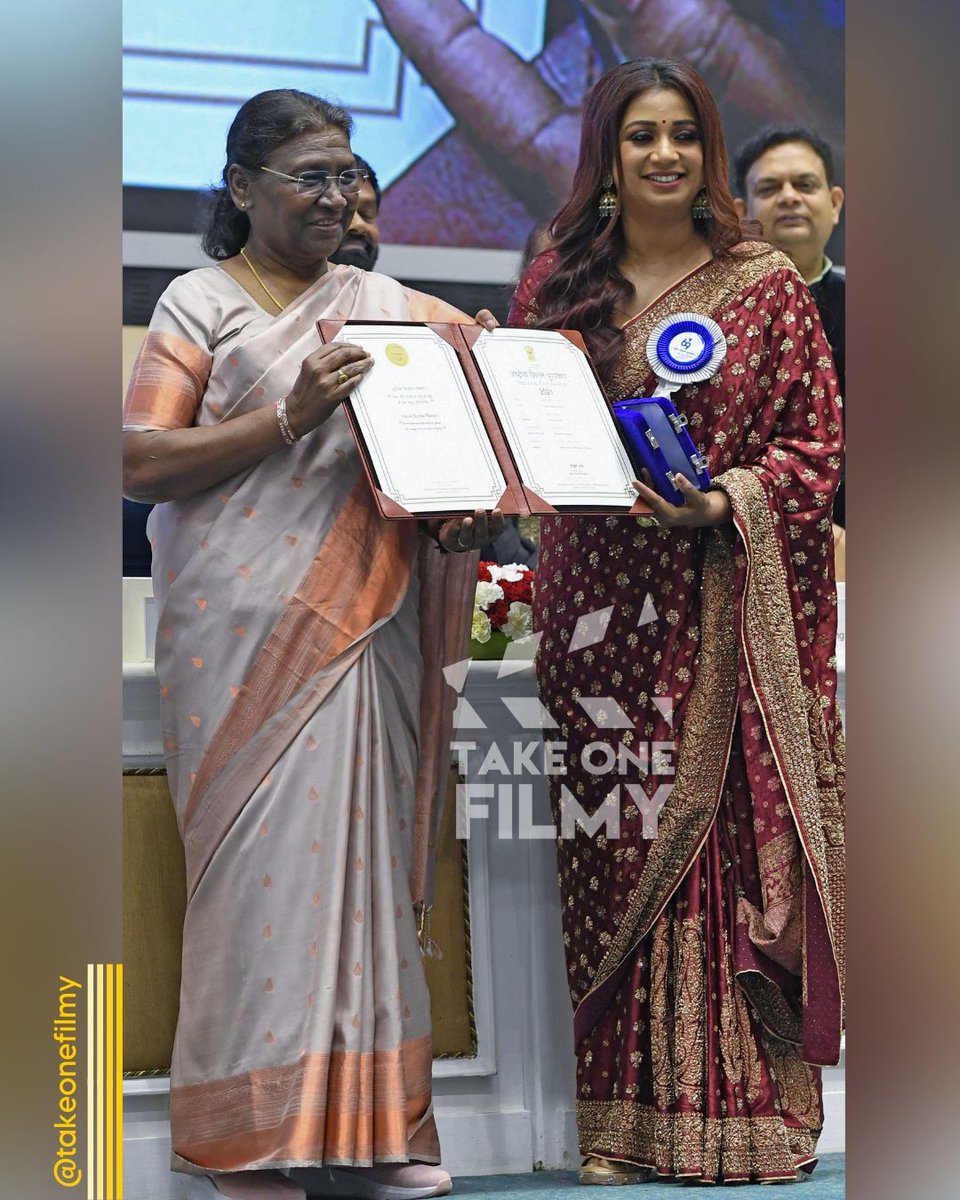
[715,467,845,1005]
[577,1099,819,1182]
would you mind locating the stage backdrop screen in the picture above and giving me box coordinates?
[123,0,844,252]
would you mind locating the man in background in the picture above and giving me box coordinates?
[734,126,846,531]
[329,154,381,272]
[331,151,536,568]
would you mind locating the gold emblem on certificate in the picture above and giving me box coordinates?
[385,343,409,366]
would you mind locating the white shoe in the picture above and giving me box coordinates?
[181,1171,307,1199]
[298,1164,452,1200]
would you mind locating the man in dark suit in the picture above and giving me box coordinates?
[733,127,846,528]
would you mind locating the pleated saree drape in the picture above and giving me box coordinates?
[510,243,845,1182]
[124,264,476,1174]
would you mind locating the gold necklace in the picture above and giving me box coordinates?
[240,246,285,312]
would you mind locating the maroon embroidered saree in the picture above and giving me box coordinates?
[509,243,845,1182]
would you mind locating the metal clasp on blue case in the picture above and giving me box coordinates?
[645,430,659,449]
[691,452,709,475]
[668,411,689,433]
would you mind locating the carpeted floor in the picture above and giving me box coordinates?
[452,1155,844,1199]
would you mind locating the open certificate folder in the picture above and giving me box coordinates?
[316,320,653,519]
[466,327,640,510]
[331,323,508,514]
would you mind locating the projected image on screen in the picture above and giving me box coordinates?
[123,0,843,251]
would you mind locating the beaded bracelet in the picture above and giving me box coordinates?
[275,396,299,446]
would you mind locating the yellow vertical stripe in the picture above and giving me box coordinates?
[87,964,95,1200]
[96,963,104,1200]
[116,963,124,1199]
[81,962,125,1197]
[106,964,114,1199]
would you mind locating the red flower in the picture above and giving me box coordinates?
[486,599,510,630]
[500,576,532,605]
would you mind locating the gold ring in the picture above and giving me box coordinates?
[336,369,350,385]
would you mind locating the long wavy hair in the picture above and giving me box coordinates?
[201,90,354,260]
[534,59,753,382]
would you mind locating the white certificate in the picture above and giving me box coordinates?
[471,329,638,508]
[334,325,507,514]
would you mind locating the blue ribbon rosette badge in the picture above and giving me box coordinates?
[645,312,727,398]
[609,312,728,508]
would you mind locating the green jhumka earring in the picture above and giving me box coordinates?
[598,176,617,218]
[691,187,712,220]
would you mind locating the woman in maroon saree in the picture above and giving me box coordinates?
[508,60,844,1185]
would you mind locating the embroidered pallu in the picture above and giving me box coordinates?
[509,243,845,1182]
[123,265,476,1174]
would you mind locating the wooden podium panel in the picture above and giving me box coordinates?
[423,769,476,1057]
[122,770,186,1075]
[122,767,474,1074]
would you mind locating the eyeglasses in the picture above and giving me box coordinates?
[259,166,369,196]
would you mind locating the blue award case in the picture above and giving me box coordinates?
[610,395,711,508]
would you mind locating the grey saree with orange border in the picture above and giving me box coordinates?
[123,263,476,1174]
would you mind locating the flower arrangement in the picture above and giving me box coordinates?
[470,561,535,659]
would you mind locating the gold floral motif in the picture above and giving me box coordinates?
[736,985,765,1107]
[649,920,674,1109]
[673,915,706,1107]
[765,1037,823,1131]
[718,926,763,1110]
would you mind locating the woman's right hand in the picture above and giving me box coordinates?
[285,341,375,437]
[122,342,375,504]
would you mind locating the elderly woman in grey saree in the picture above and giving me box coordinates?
[122,90,501,1200]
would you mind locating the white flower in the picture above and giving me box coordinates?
[487,562,527,583]
[474,580,504,610]
[503,601,533,640]
[470,578,501,609]
[471,609,492,643]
